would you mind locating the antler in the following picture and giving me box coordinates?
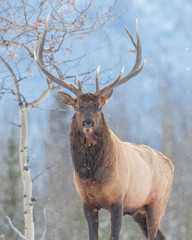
[95,18,146,96]
[34,15,83,97]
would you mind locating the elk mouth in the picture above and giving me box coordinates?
[83,128,93,134]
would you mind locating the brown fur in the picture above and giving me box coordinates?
[70,112,113,182]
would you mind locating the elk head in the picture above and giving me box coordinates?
[34,15,146,133]
[58,90,112,137]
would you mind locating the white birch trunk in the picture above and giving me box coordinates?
[1,54,58,239]
[19,105,34,240]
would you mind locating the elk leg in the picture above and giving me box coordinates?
[146,205,166,240]
[132,213,148,238]
[83,203,99,240]
[110,204,123,240]
[156,229,166,240]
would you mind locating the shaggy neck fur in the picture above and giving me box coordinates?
[70,113,113,181]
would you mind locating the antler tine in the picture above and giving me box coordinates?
[34,14,83,97]
[124,26,137,50]
[107,66,125,89]
[95,65,100,93]
[76,74,82,92]
[95,18,146,97]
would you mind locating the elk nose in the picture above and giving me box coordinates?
[83,118,94,129]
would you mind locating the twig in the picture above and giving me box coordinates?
[6,216,28,240]
[10,121,21,128]
[1,39,34,59]
[32,166,52,182]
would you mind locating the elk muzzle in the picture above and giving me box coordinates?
[83,118,94,133]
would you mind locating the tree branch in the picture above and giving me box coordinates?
[0,56,22,105]
[26,86,59,110]
[1,39,34,59]
[6,216,28,240]
[32,166,52,182]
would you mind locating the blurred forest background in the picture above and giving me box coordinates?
[0,0,192,239]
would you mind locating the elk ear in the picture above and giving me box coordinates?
[58,91,77,107]
[99,90,113,107]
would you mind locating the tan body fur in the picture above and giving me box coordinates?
[74,130,174,215]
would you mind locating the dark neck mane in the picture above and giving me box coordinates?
[70,113,113,181]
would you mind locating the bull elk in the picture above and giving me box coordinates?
[35,16,174,240]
